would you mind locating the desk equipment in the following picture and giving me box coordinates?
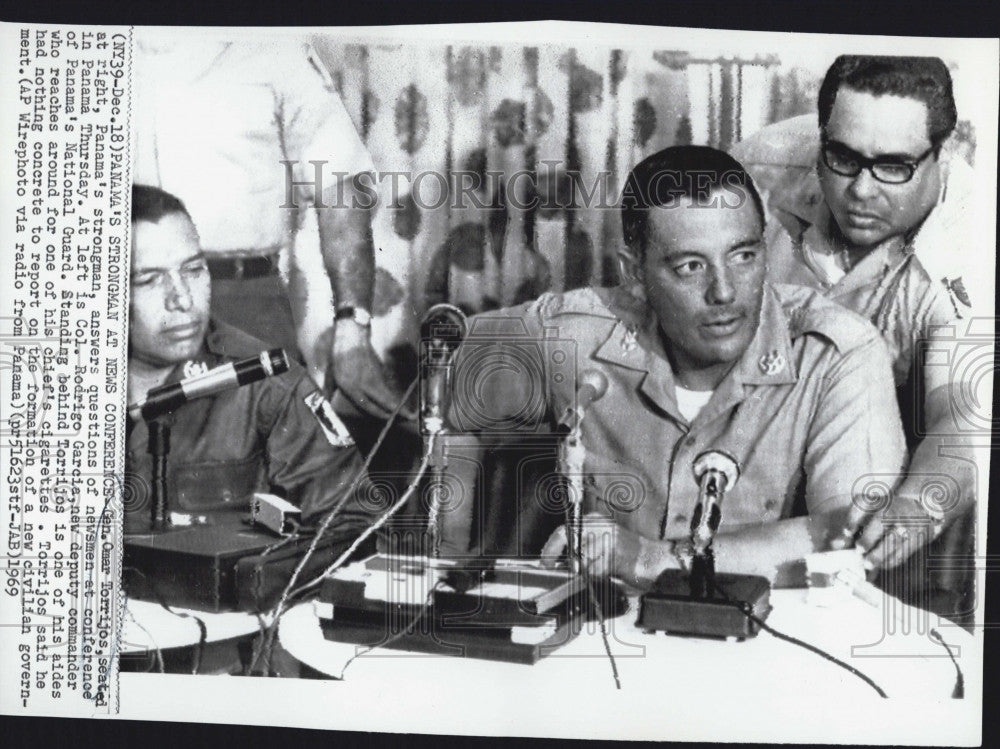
[123,349,356,613]
[316,553,626,664]
[124,513,357,613]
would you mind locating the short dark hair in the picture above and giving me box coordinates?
[132,184,190,224]
[620,145,764,255]
[818,55,957,148]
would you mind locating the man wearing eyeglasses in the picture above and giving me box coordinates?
[731,55,989,623]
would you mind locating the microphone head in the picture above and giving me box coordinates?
[579,369,609,401]
[264,349,291,376]
[421,304,468,352]
[692,450,740,489]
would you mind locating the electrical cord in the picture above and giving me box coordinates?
[563,503,622,690]
[123,604,165,673]
[288,445,433,600]
[336,580,446,680]
[124,567,208,675]
[930,628,965,698]
[249,377,420,674]
[712,579,888,698]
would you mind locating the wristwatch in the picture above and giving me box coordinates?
[334,306,372,328]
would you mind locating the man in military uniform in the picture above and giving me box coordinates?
[125,184,373,535]
[438,146,907,588]
[731,56,986,616]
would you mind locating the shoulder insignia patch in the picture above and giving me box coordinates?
[304,391,356,447]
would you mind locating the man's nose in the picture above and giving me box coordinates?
[164,271,194,312]
[847,167,880,201]
[706,265,736,305]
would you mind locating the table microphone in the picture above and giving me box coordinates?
[557,370,609,434]
[419,304,467,555]
[689,450,739,597]
[419,304,467,436]
[129,349,290,421]
[636,449,772,639]
[558,370,608,573]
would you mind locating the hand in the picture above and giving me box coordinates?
[540,512,666,585]
[328,320,415,420]
[834,488,941,570]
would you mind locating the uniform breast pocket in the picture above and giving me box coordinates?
[172,452,266,513]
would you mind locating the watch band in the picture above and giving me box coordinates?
[335,306,372,327]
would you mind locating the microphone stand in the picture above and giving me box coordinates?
[146,413,175,532]
[636,450,772,639]
[557,411,586,575]
[689,467,725,598]
[422,342,451,559]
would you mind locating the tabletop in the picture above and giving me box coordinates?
[121,598,264,654]
[278,586,975,700]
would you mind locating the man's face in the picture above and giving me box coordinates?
[624,193,766,380]
[129,212,211,369]
[819,87,942,249]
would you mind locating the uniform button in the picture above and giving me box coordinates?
[685,436,696,446]
[674,514,687,524]
[763,499,776,511]
[221,489,233,503]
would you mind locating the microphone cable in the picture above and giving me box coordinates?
[123,569,209,676]
[930,628,965,698]
[255,441,434,675]
[250,376,419,675]
[712,579,888,698]
[291,437,435,598]
[336,579,447,681]
[563,505,622,690]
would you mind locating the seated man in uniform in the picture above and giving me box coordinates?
[125,184,374,536]
[437,146,907,588]
[731,56,987,618]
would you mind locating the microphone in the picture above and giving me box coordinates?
[419,304,467,557]
[690,450,740,556]
[636,447,771,639]
[557,370,609,434]
[129,349,290,421]
[558,370,608,574]
[419,304,467,436]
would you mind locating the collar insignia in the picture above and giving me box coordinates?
[620,326,638,354]
[758,349,786,376]
[182,360,209,379]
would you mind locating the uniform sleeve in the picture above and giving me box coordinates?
[803,336,908,518]
[275,43,374,202]
[256,370,376,532]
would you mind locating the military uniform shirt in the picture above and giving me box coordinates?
[125,321,373,533]
[443,284,907,552]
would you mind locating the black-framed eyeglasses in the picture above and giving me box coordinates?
[821,137,936,185]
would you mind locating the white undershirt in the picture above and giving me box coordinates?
[675,385,714,423]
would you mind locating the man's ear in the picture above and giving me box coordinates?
[617,246,643,287]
